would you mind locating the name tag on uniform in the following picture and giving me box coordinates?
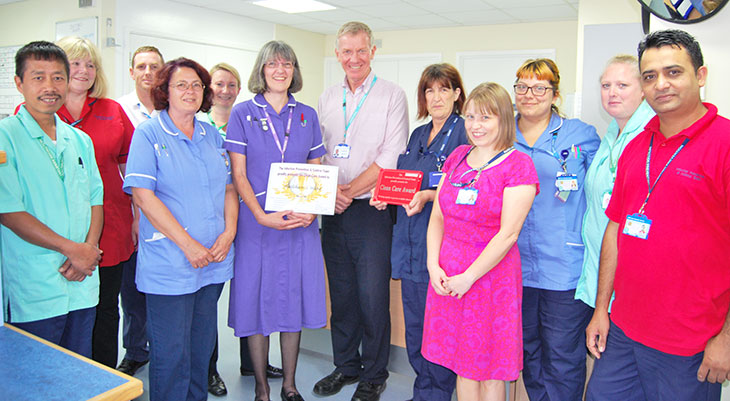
[623,213,651,239]
[332,143,351,159]
[428,171,443,188]
[555,172,578,191]
[602,191,612,210]
[456,188,478,205]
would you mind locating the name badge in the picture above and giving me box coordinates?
[429,171,443,188]
[555,172,579,191]
[456,188,478,205]
[623,213,652,239]
[332,143,351,159]
[602,191,612,210]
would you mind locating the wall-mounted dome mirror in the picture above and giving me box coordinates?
[639,0,727,23]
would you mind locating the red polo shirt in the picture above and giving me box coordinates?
[606,103,730,356]
[57,97,135,267]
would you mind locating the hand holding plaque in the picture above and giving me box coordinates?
[372,169,424,206]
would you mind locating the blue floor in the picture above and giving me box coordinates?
[122,282,417,401]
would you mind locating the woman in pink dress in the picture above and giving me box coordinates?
[422,82,539,401]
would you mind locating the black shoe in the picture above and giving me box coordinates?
[208,372,227,396]
[116,358,149,376]
[313,372,360,396]
[351,381,386,401]
[280,388,305,401]
[240,364,284,379]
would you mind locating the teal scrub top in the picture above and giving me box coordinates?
[0,106,104,323]
[575,101,655,309]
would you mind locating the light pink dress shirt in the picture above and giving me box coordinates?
[318,70,409,199]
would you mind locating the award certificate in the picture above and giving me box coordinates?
[373,169,423,205]
[264,163,339,215]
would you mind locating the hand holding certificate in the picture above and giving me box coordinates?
[265,163,339,215]
[372,169,424,206]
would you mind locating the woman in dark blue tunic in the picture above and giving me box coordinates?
[370,63,468,401]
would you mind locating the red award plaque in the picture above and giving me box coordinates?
[373,169,423,205]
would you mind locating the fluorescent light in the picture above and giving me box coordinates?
[253,0,335,13]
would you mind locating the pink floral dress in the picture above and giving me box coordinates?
[421,145,539,381]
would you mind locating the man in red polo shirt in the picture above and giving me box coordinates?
[585,29,730,401]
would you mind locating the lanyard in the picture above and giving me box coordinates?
[638,134,689,214]
[448,146,514,188]
[549,131,569,172]
[207,112,228,132]
[342,75,377,141]
[262,105,294,163]
[428,117,459,171]
[59,98,98,127]
[37,138,65,181]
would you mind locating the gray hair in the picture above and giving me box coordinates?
[600,54,640,82]
[248,40,303,94]
[335,21,373,50]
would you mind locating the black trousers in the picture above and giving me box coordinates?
[321,200,393,384]
[92,261,125,368]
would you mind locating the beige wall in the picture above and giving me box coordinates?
[0,0,117,93]
[325,21,580,94]
[274,25,326,108]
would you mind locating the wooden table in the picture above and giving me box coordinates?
[0,324,143,400]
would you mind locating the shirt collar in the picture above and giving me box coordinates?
[158,109,206,141]
[341,69,375,95]
[644,102,717,143]
[605,100,655,144]
[252,93,297,113]
[16,105,66,141]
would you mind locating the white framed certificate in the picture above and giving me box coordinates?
[264,163,339,215]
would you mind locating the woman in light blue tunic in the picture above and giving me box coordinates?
[575,55,655,310]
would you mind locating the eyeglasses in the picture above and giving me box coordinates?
[513,84,553,96]
[171,81,205,92]
[265,61,294,70]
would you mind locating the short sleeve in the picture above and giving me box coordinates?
[117,103,134,164]
[0,128,26,213]
[307,110,326,160]
[505,150,540,195]
[82,132,104,206]
[123,121,159,194]
[224,104,249,155]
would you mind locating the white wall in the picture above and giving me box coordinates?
[113,0,274,103]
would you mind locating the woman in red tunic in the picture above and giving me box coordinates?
[422,82,538,401]
[56,36,135,368]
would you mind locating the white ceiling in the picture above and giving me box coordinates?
[170,0,580,34]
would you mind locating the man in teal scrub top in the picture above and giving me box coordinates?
[0,41,104,358]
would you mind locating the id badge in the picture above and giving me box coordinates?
[428,171,443,188]
[456,188,478,205]
[623,213,652,239]
[332,143,351,159]
[555,172,579,191]
[602,191,612,210]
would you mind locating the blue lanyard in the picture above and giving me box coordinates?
[262,105,295,163]
[448,145,514,188]
[431,117,459,170]
[548,122,568,172]
[60,98,98,127]
[342,75,377,141]
[638,134,689,214]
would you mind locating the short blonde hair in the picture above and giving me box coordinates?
[515,58,562,117]
[464,82,516,151]
[600,54,640,82]
[210,62,241,88]
[55,36,108,98]
[335,21,373,49]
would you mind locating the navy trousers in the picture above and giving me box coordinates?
[120,252,149,363]
[14,306,96,358]
[146,283,223,401]
[322,200,393,384]
[522,287,591,401]
[586,321,721,401]
[401,278,456,401]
